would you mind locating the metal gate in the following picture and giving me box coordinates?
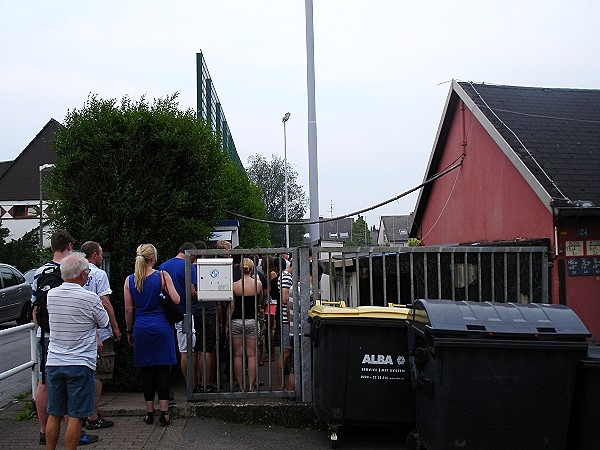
[182,245,548,403]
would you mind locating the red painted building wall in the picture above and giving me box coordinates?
[417,102,600,339]
[419,103,553,246]
[556,220,600,339]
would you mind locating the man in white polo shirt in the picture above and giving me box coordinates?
[45,252,109,450]
[81,240,120,430]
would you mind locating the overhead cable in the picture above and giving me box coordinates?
[226,155,465,226]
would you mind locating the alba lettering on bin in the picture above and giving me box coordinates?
[362,354,394,365]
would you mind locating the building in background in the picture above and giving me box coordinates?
[377,215,413,246]
[410,80,600,338]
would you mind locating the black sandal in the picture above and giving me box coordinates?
[159,410,171,426]
[143,411,154,425]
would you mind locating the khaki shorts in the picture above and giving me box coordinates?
[96,338,115,381]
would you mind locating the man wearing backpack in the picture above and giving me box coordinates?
[32,230,99,446]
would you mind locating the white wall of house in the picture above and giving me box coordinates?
[0,200,50,246]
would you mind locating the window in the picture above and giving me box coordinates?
[11,205,37,219]
[0,267,19,288]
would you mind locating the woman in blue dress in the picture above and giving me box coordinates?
[124,243,179,426]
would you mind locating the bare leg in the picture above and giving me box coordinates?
[277,348,291,390]
[246,337,257,390]
[180,352,191,386]
[232,337,244,390]
[88,379,102,421]
[64,417,82,450]
[45,414,61,450]
[198,351,215,388]
[158,399,169,411]
[36,382,49,434]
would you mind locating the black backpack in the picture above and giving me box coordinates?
[34,263,64,334]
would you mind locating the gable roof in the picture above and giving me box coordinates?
[413,81,600,228]
[0,119,60,201]
[379,215,412,242]
[319,217,354,241]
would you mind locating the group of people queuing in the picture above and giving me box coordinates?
[31,230,314,450]
[32,230,116,449]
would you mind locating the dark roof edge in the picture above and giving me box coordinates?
[555,207,600,218]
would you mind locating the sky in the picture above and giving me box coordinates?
[1,1,599,230]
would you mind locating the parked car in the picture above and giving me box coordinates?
[23,268,35,286]
[0,264,32,325]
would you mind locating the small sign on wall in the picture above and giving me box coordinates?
[567,257,600,277]
[587,240,600,256]
[565,241,584,256]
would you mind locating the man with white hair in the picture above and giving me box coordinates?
[44,252,109,450]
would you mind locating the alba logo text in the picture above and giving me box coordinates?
[362,354,393,365]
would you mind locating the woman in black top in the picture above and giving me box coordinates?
[229,258,262,391]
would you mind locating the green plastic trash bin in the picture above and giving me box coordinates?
[408,299,589,450]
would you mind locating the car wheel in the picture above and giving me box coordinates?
[16,302,32,325]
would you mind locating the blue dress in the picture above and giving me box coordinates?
[129,271,176,367]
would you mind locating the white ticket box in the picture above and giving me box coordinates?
[196,258,234,302]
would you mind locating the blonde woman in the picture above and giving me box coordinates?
[230,258,262,391]
[124,244,179,426]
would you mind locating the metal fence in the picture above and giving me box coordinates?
[180,245,548,403]
[316,245,549,307]
[0,323,38,400]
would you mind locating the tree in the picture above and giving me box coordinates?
[347,215,371,247]
[246,154,307,247]
[46,93,269,389]
[0,218,44,273]
[0,227,44,272]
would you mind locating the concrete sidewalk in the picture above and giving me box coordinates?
[0,384,410,450]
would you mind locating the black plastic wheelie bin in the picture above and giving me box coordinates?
[309,303,415,448]
[568,345,600,449]
[408,299,589,450]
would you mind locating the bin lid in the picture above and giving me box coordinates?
[410,299,590,338]
[309,303,410,319]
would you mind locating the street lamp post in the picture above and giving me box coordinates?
[39,164,55,249]
[282,112,291,248]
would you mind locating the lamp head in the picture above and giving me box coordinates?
[282,112,291,123]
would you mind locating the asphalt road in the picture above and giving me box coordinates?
[0,321,34,408]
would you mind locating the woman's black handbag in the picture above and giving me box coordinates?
[159,271,183,324]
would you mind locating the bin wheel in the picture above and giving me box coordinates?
[329,427,338,449]
[406,430,424,450]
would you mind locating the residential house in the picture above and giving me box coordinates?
[377,215,413,246]
[319,217,354,244]
[0,119,59,244]
[410,81,600,338]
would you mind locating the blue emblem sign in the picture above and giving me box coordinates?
[210,269,220,278]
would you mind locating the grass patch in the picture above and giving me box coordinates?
[15,402,36,421]
[14,391,30,401]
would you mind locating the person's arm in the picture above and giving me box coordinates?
[163,271,181,304]
[124,276,135,346]
[100,294,122,342]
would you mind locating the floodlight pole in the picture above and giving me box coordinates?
[282,112,291,248]
[305,0,320,243]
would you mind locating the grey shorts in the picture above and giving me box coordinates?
[231,319,257,339]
